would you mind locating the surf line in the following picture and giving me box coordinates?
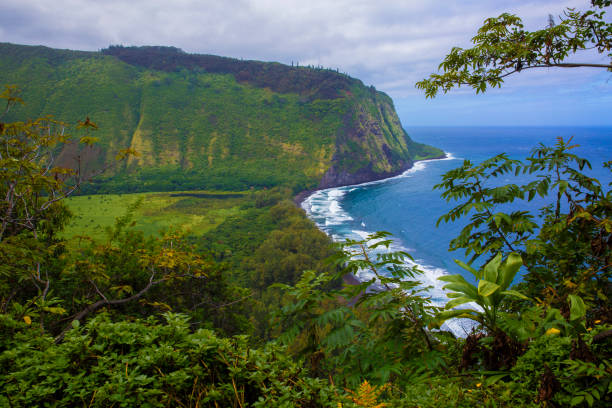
[299,153,455,279]
[298,153,476,336]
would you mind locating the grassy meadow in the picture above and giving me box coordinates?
[62,190,249,241]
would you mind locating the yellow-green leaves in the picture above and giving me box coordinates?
[498,252,522,292]
[568,294,586,321]
[478,280,500,297]
[436,252,529,332]
[483,252,502,284]
[500,289,529,300]
[79,136,99,145]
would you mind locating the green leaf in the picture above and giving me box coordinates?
[478,280,500,297]
[43,306,67,315]
[483,253,502,284]
[500,290,529,300]
[445,297,474,309]
[498,252,522,290]
[484,372,510,386]
[439,274,471,284]
[433,308,483,327]
[439,274,479,299]
[442,282,479,300]
[569,294,586,321]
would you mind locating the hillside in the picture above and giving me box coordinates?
[0,42,443,193]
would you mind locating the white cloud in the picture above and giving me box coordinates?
[1,0,609,124]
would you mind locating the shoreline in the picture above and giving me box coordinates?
[293,153,447,207]
[295,153,448,286]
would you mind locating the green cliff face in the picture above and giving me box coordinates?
[0,43,443,193]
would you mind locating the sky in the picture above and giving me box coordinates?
[1,0,610,126]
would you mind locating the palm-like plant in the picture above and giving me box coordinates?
[433,252,528,332]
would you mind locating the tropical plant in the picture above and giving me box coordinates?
[433,251,526,333]
[416,0,612,97]
[274,232,443,386]
[434,137,611,315]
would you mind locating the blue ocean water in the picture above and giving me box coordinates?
[302,126,611,334]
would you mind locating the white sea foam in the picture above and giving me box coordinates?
[302,154,476,336]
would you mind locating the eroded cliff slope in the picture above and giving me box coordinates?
[0,43,443,192]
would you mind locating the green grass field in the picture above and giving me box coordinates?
[62,191,249,241]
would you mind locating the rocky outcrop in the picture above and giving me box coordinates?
[319,161,412,189]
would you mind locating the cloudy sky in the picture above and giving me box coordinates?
[1,0,610,126]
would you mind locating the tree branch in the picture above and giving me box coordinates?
[54,273,162,343]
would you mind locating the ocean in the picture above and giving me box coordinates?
[301,126,612,335]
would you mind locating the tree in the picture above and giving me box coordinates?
[274,232,442,386]
[416,5,611,404]
[0,86,205,339]
[415,0,611,313]
[416,0,611,97]
[0,85,115,322]
[433,139,611,313]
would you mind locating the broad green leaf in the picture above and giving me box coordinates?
[439,274,479,298]
[483,252,502,283]
[570,395,584,406]
[478,280,500,297]
[439,274,471,284]
[433,309,483,327]
[445,297,474,309]
[569,294,586,321]
[441,282,479,300]
[498,252,522,289]
[484,372,510,386]
[500,290,529,300]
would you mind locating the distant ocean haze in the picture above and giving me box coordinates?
[302,126,612,335]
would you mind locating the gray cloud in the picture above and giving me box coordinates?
[1,0,608,110]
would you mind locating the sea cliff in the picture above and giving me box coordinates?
[0,42,443,193]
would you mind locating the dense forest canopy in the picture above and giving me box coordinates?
[0,42,442,195]
[0,1,611,406]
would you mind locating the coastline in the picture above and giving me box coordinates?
[295,153,448,286]
[293,153,447,207]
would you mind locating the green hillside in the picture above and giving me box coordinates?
[0,43,442,193]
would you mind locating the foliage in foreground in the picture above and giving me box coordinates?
[416,0,611,97]
[273,232,443,387]
[270,133,611,406]
[0,313,343,408]
[2,2,612,401]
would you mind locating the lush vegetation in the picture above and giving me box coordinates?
[62,191,249,241]
[1,2,611,404]
[0,42,442,195]
[416,0,612,97]
[1,89,611,407]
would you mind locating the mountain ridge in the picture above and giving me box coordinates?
[0,42,443,193]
